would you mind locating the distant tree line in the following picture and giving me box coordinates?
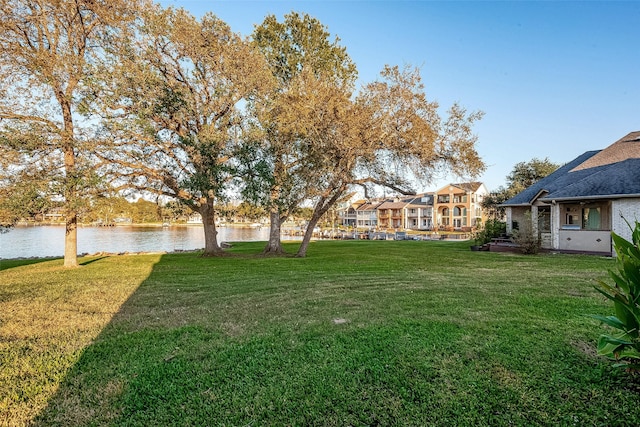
[0,0,485,266]
[14,195,277,225]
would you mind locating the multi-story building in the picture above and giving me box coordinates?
[355,200,383,229]
[403,194,434,230]
[376,199,407,230]
[337,183,486,233]
[434,182,488,231]
[337,200,363,227]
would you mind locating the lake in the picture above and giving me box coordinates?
[0,225,270,259]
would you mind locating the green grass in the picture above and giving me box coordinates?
[1,240,639,426]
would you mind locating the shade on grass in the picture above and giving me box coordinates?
[2,240,639,426]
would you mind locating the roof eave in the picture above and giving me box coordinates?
[499,202,533,207]
[539,193,640,202]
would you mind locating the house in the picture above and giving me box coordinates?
[501,131,640,255]
[403,194,434,230]
[355,200,383,229]
[337,200,364,227]
[434,182,488,231]
[377,199,408,230]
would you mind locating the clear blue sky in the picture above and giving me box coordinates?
[159,0,640,192]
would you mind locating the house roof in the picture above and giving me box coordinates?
[356,200,384,211]
[405,194,434,207]
[453,182,484,192]
[571,131,640,171]
[502,131,640,206]
[377,200,409,210]
[539,158,640,201]
[436,181,484,194]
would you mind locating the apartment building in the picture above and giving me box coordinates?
[403,194,434,230]
[434,182,488,231]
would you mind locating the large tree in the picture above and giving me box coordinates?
[291,65,485,257]
[482,157,561,219]
[506,157,560,193]
[250,12,358,255]
[0,0,141,267]
[103,6,272,256]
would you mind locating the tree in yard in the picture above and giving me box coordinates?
[0,0,142,267]
[250,12,358,255]
[103,6,272,256]
[482,157,560,219]
[292,65,485,257]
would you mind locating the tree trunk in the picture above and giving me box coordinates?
[64,212,78,267]
[296,212,322,258]
[296,187,346,258]
[62,100,78,268]
[200,200,224,257]
[263,209,285,255]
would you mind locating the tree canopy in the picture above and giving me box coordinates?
[250,12,359,255]
[0,0,143,266]
[1,3,486,259]
[101,5,272,256]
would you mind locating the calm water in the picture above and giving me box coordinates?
[0,225,270,259]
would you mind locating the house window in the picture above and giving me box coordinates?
[564,207,581,229]
[453,207,461,216]
[583,207,601,230]
[562,203,610,230]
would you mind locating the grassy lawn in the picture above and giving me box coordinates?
[1,240,638,426]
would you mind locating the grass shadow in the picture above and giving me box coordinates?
[79,256,109,266]
[0,257,62,271]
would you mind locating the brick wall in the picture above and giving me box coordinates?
[611,198,640,243]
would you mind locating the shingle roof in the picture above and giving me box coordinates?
[539,158,640,201]
[405,194,434,207]
[452,182,484,192]
[356,201,384,211]
[377,200,409,209]
[502,131,640,206]
[571,131,640,171]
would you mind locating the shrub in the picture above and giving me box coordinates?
[593,220,640,371]
[512,211,540,254]
[473,219,506,245]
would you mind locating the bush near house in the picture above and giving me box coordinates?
[473,218,506,245]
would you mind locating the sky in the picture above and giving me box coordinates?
[159,0,640,192]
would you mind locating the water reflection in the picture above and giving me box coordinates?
[0,225,270,259]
